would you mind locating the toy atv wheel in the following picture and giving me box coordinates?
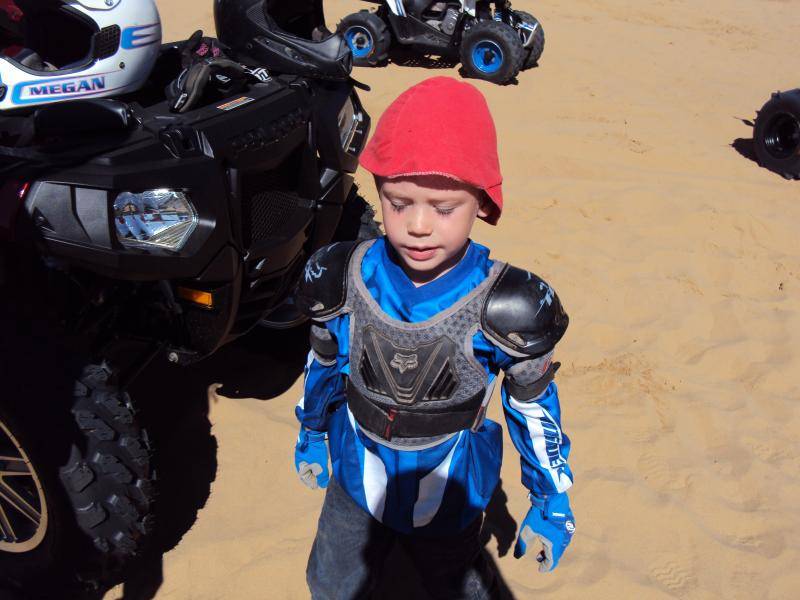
[513,10,545,70]
[753,89,800,179]
[0,355,155,595]
[338,11,391,67]
[460,20,524,84]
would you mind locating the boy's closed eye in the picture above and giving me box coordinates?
[387,200,408,213]
[388,201,460,216]
[432,204,457,215]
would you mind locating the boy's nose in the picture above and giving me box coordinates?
[407,207,432,237]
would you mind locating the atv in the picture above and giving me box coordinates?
[0,0,374,594]
[753,88,800,180]
[337,0,544,84]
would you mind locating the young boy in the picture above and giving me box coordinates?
[294,77,575,600]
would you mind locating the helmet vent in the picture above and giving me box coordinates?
[94,25,121,60]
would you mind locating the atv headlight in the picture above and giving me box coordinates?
[113,189,198,251]
[338,96,364,152]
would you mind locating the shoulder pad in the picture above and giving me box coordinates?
[296,241,359,320]
[481,265,569,357]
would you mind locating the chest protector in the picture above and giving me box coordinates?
[298,240,568,443]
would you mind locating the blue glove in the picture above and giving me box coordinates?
[294,427,329,490]
[514,492,575,572]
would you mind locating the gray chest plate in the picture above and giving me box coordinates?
[341,241,505,441]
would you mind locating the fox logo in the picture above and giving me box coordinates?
[390,353,418,374]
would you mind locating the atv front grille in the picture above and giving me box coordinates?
[240,168,312,247]
[232,158,314,335]
[248,189,301,242]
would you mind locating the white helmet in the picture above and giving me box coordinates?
[0,0,161,111]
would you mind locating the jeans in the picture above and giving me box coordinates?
[306,478,499,600]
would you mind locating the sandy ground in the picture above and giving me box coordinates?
[106,1,800,598]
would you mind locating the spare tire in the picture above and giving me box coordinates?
[753,89,800,179]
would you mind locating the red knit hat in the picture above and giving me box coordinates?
[360,76,503,225]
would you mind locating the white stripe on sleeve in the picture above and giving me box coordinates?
[509,396,573,493]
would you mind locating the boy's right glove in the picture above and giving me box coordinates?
[514,491,575,572]
[294,427,329,490]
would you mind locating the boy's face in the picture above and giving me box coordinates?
[378,174,490,285]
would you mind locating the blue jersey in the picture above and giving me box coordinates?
[296,238,573,535]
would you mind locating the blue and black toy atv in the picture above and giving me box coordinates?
[337,1,544,84]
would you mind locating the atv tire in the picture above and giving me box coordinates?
[338,11,391,67]
[460,20,524,84]
[514,11,545,70]
[0,360,154,595]
[753,89,800,179]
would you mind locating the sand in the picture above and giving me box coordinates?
[106,1,800,598]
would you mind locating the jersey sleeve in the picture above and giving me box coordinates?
[295,315,350,432]
[500,352,574,496]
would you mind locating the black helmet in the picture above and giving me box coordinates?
[214,0,352,80]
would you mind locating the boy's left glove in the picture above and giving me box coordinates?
[294,427,329,490]
[514,491,575,572]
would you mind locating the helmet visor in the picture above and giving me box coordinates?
[265,0,326,39]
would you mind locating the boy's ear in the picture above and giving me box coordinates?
[477,192,493,218]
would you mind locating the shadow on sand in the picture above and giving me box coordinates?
[388,47,459,70]
[731,118,757,166]
[110,323,312,600]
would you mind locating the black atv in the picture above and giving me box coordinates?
[338,0,544,84]
[0,0,374,593]
[753,88,800,180]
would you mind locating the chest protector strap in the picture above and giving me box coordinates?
[347,382,486,441]
[342,240,506,442]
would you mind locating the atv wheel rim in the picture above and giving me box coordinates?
[345,26,373,59]
[472,40,504,74]
[763,112,800,160]
[0,418,48,553]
